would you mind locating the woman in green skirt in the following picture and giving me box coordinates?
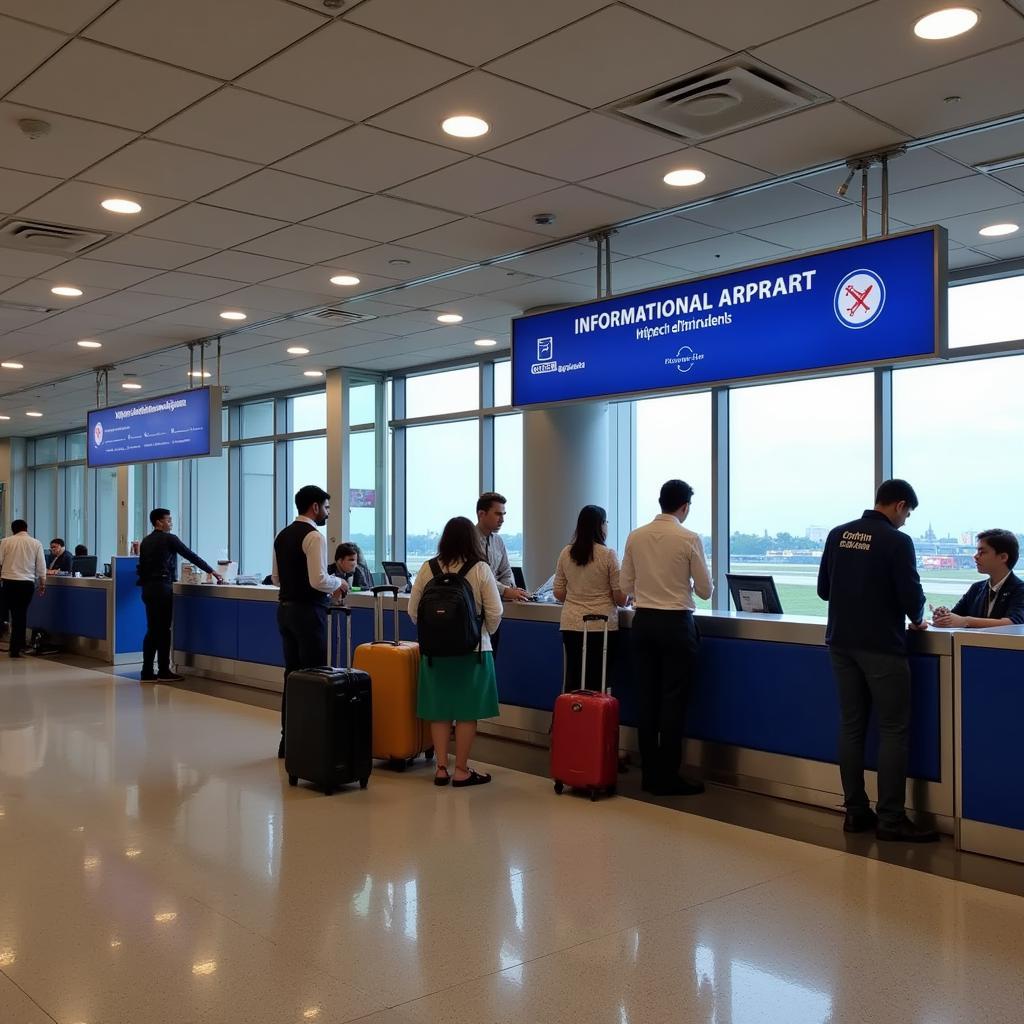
[408,516,503,787]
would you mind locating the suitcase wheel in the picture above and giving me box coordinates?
[424,747,434,761]
[323,787,334,796]
[589,789,599,802]
[288,775,298,787]
[553,780,564,795]
[359,778,369,789]
[607,786,617,797]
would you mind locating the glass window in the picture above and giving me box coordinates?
[64,464,85,549]
[67,431,87,461]
[34,436,60,465]
[349,430,377,569]
[240,444,275,578]
[729,374,874,615]
[405,366,479,419]
[493,414,523,568]
[348,383,376,426]
[195,448,229,564]
[154,460,181,513]
[289,435,326,500]
[894,355,1024,609]
[949,276,1024,349]
[129,464,147,546]
[94,467,118,564]
[33,468,58,543]
[405,420,479,571]
[289,391,326,432]
[241,401,274,438]
[494,361,511,407]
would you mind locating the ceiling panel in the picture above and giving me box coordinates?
[142,299,279,331]
[486,277,597,310]
[0,103,137,178]
[504,241,609,276]
[644,232,791,273]
[396,219,550,261]
[85,0,325,79]
[558,256,684,293]
[9,40,219,131]
[486,6,727,108]
[885,175,1022,225]
[275,125,464,192]
[0,277,111,307]
[684,183,846,231]
[79,140,258,202]
[138,204,286,249]
[264,266,401,298]
[210,284,348,315]
[88,235,218,270]
[971,232,1024,260]
[995,166,1024,191]
[431,264,541,294]
[151,87,345,164]
[0,15,67,95]
[238,20,465,121]
[202,170,363,223]
[743,204,893,248]
[0,0,113,32]
[178,251,307,283]
[934,121,1024,166]
[0,250,67,278]
[378,283,476,311]
[0,167,62,212]
[481,185,651,237]
[799,146,975,200]
[304,196,459,243]
[387,159,559,215]
[338,244,466,281]
[237,225,373,263]
[74,290,196,320]
[38,259,159,289]
[129,271,246,300]
[936,202,1024,245]
[19,180,182,232]
[847,41,1024,137]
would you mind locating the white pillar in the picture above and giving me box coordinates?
[326,368,347,554]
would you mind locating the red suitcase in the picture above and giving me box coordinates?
[551,614,619,801]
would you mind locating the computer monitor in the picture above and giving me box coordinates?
[381,560,412,592]
[72,555,98,578]
[103,562,112,577]
[726,574,783,614]
[511,566,528,591]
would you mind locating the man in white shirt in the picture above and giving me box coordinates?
[475,491,530,657]
[0,520,47,658]
[620,480,712,796]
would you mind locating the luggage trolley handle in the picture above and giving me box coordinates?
[581,613,610,695]
[329,606,352,668]
[370,585,402,646]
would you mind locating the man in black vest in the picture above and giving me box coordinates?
[272,484,344,758]
[932,529,1024,628]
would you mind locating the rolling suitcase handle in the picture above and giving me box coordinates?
[370,585,402,646]
[328,606,352,668]
[581,613,610,696]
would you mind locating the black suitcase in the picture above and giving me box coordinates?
[285,608,372,795]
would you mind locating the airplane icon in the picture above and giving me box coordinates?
[845,283,873,317]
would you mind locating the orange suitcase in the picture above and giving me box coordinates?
[353,586,432,767]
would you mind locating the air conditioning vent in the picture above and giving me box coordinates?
[296,307,377,325]
[613,61,824,142]
[0,219,108,255]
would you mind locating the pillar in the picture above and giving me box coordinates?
[326,367,348,554]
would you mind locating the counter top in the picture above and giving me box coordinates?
[43,575,110,589]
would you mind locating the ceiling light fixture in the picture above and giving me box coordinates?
[663,169,706,187]
[122,382,142,390]
[51,285,83,297]
[978,222,1019,237]
[437,313,463,324]
[0,415,10,421]
[286,346,310,355]
[442,115,489,138]
[303,370,325,378]
[26,411,43,417]
[474,339,497,348]
[329,274,360,286]
[388,258,411,266]
[913,7,979,39]
[189,371,211,379]
[77,339,102,349]
[1,362,24,370]
[101,197,142,214]
[219,310,246,321]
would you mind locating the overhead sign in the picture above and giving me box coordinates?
[512,227,946,406]
[87,387,222,468]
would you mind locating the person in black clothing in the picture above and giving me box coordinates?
[331,542,373,594]
[137,508,222,683]
[272,485,344,758]
[932,529,1024,628]
[74,544,88,558]
[47,538,74,574]
[817,479,936,843]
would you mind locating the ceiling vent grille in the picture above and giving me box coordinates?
[0,219,108,255]
[613,62,823,142]
[297,307,377,325]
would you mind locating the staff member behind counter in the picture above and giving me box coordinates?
[47,538,73,574]
[817,479,937,844]
[932,528,1024,628]
[331,542,373,595]
[475,492,530,655]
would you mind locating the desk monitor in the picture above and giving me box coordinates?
[103,562,112,577]
[72,555,98,578]
[726,574,783,614]
[381,560,412,592]
[511,566,527,591]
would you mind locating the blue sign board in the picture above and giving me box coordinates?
[512,227,946,407]
[87,387,221,468]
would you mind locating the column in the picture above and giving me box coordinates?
[325,367,347,554]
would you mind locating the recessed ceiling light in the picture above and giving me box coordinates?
[122,382,142,390]
[474,338,498,347]
[978,222,1019,237]
[329,274,360,286]
[303,370,325,378]
[286,346,310,355]
[0,415,10,421]
[219,310,246,321]
[437,313,463,324]
[388,258,411,266]
[153,912,177,923]
[51,285,83,297]
[77,339,102,349]
[442,115,489,138]
[26,411,43,417]
[1,361,24,369]
[101,197,142,214]
[663,168,706,187]
[189,371,211,379]
[913,7,978,39]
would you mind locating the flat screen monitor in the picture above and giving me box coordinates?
[511,566,527,591]
[381,560,412,592]
[726,574,783,615]
[72,555,98,578]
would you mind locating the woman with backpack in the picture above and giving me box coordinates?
[408,516,503,788]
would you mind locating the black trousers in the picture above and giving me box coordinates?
[4,580,35,657]
[277,601,327,735]
[631,609,699,787]
[561,629,618,692]
[830,647,911,826]
[141,581,174,675]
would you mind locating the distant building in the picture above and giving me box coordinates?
[805,526,829,543]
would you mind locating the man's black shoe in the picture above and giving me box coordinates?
[876,815,939,843]
[156,671,185,682]
[9,652,22,659]
[140,672,157,682]
[652,777,705,796]
[277,737,285,759]
[843,807,878,833]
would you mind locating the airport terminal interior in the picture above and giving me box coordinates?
[2,1,1024,1021]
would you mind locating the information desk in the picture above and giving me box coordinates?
[174,585,954,827]
[25,556,145,664]
[955,626,1024,864]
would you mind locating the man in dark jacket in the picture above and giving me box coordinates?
[932,529,1024,628]
[817,479,936,843]
[137,508,221,682]
[47,538,74,574]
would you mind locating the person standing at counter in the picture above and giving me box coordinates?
[47,538,73,575]
[553,505,628,691]
[272,485,344,759]
[475,492,530,657]
[620,480,712,797]
[817,479,936,843]
[0,520,46,658]
[137,508,222,684]
[932,529,1024,628]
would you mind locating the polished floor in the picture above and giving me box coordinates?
[2,658,1023,1024]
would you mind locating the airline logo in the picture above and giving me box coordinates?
[93,421,104,447]
[835,269,886,329]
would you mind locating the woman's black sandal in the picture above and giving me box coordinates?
[433,766,451,787]
[452,768,492,788]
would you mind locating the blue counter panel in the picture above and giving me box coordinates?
[114,558,146,654]
[27,586,107,640]
[173,595,238,660]
[961,647,1024,830]
[238,600,285,668]
[495,617,568,710]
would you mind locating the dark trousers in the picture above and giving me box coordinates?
[277,601,327,735]
[561,629,618,692]
[141,581,174,675]
[4,580,35,657]
[632,609,699,786]
[830,647,911,825]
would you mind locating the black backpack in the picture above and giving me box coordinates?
[417,558,483,663]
